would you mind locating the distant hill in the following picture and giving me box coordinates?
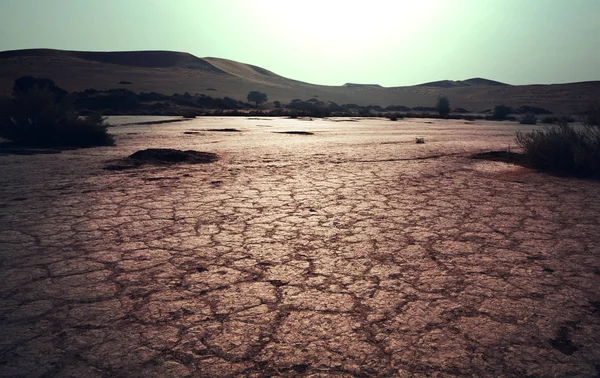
[0,49,225,71]
[343,83,383,88]
[463,78,509,86]
[417,78,509,88]
[0,48,598,114]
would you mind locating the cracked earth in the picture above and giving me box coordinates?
[1,117,599,377]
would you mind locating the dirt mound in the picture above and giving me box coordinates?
[129,149,218,163]
[105,149,218,170]
[274,131,314,135]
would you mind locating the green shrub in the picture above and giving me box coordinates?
[0,77,114,147]
[516,121,600,178]
[520,113,537,125]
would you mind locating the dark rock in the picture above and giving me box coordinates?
[550,327,578,355]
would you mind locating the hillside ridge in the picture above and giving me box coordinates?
[0,48,598,113]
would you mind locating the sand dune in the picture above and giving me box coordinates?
[204,57,284,82]
[0,49,598,113]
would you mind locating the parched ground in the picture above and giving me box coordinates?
[0,118,599,377]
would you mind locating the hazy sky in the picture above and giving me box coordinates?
[1,0,598,86]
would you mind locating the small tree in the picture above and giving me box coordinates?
[247,91,268,108]
[436,96,450,117]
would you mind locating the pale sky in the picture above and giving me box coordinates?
[0,0,598,86]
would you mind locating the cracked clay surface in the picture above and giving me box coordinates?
[0,117,599,377]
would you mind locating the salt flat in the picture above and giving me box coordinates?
[1,117,599,377]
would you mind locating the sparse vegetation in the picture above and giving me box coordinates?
[516,120,600,178]
[436,97,450,117]
[0,77,114,147]
[520,113,537,125]
[583,102,600,127]
[514,105,552,115]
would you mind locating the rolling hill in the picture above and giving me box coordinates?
[0,49,598,114]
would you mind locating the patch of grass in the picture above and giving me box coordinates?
[516,121,600,178]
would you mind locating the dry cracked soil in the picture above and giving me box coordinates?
[0,117,599,377]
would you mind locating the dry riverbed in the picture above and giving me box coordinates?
[0,117,599,377]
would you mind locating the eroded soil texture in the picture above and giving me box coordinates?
[1,118,599,377]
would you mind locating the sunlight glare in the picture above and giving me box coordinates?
[254,0,442,46]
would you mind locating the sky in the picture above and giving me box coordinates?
[0,0,598,87]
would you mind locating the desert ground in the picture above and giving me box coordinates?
[0,117,599,377]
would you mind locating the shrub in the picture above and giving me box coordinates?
[541,115,558,124]
[493,105,512,120]
[516,121,600,178]
[520,113,537,125]
[0,77,114,147]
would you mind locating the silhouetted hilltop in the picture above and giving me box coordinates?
[463,78,509,86]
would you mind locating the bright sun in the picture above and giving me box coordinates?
[254,0,442,46]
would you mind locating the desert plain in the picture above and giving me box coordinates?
[0,117,599,377]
